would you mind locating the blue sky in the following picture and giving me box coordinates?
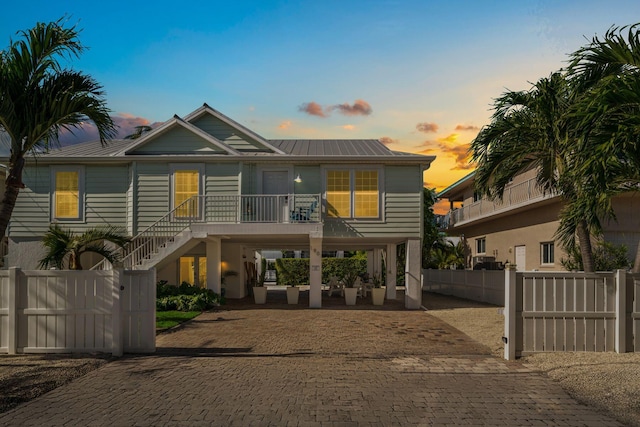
[2,0,640,190]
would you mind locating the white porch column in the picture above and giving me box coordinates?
[206,237,222,295]
[386,244,397,300]
[404,238,422,309]
[309,237,323,308]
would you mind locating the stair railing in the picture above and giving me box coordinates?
[92,197,199,270]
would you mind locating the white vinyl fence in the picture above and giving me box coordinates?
[423,268,638,360]
[423,269,505,305]
[504,269,638,360]
[0,268,156,356]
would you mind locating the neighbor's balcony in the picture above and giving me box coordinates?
[176,194,321,224]
[441,178,556,228]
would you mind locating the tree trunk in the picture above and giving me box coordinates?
[632,242,640,273]
[576,219,595,273]
[0,157,26,242]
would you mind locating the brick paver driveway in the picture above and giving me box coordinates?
[0,292,622,426]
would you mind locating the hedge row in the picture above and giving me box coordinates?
[275,258,368,286]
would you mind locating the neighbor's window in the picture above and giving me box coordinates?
[541,242,554,265]
[52,167,84,221]
[476,237,486,254]
[326,169,380,218]
[173,168,200,218]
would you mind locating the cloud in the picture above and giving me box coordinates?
[278,120,292,130]
[342,124,355,131]
[298,101,327,117]
[416,122,439,133]
[299,99,373,118]
[454,124,480,131]
[415,137,473,170]
[379,136,398,146]
[437,133,459,144]
[329,99,372,116]
[58,113,161,145]
[439,143,474,170]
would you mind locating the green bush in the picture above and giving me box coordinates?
[275,257,367,285]
[156,280,224,311]
[561,241,632,271]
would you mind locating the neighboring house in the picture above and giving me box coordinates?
[437,169,640,271]
[3,104,434,308]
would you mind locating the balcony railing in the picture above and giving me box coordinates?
[179,193,322,224]
[443,178,555,227]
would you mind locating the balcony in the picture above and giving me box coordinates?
[175,194,321,224]
[442,178,556,228]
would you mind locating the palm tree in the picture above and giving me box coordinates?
[568,23,640,271]
[0,19,116,242]
[125,125,153,140]
[470,72,600,272]
[39,225,130,270]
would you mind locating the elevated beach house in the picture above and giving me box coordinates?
[4,104,434,308]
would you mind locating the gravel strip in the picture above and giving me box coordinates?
[423,291,640,427]
[0,354,113,414]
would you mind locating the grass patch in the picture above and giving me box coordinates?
[156,311,201,331]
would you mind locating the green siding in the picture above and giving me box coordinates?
[9,167,50,237]
[293,166,321,194]
[322,165,422,238]
[136,163,170,232]
[131,126,226,154]
[192,115,272,151]
[84,165,128,231]
[205,163,239,194]
[10,165,130,237]
[241,164,257,194]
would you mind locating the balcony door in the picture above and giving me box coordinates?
[261,171,289,222]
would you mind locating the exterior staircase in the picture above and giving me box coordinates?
[92,193,322,271]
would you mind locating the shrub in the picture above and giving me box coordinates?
[156,280,224,311]
[561,241,631,271]
[274,257,367,285]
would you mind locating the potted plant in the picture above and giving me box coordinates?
[342,270,360,306]
[286,284,299,304]
[253,259,268,304]
[370,272,385,306]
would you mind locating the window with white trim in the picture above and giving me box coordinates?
[476,237,486,254]
[541,242,554,265]
[171,164,203,219]
[326,169,380,219]
[52,166,84,221]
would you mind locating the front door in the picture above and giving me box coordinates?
[515,245,526,271]
[262,171,289,222]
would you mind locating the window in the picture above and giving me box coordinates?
[476,238,486,254]
[52,166,84,221]
[179,256,207,287]
[172,165,203,218]
[541,242,554,265]
[326,169,380,218]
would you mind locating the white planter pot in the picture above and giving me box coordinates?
[344,287,358,306]
[286,286,299,304]
[371,288,385,306]
[253,286,267,304]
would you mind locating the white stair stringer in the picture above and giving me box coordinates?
[136,229,200,270]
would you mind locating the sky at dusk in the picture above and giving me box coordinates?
[2,0,640,193]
